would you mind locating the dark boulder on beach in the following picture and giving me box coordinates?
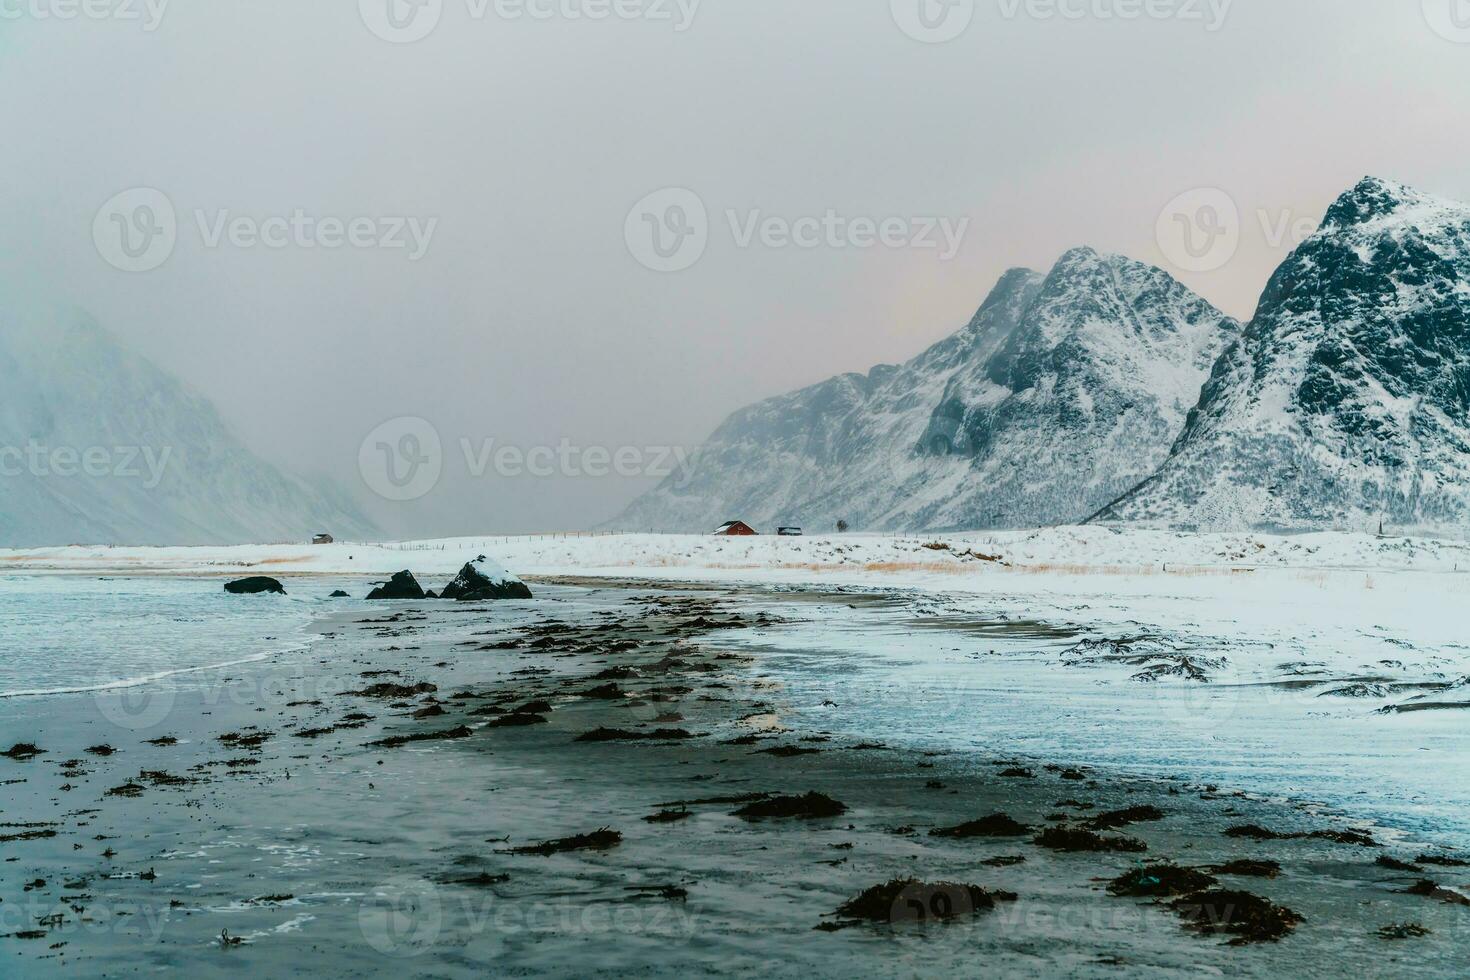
[441,557,533,601]
[366,570,426,600]
[329,590,350,598]
[225,577,286,595]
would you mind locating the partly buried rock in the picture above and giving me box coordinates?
[441,556,533,601]
[366,570,426,600]
[329,590,350,598]
[224,577,286,595]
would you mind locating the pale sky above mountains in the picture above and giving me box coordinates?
[3,1,1468,535]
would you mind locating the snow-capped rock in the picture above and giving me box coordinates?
[0,308,377,547]
[1098,177,1470,533]
[440,555,533,600]
[612,249,1238,532]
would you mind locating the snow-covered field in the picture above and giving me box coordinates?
[7,524,1470,576]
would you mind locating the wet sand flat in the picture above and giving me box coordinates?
[2,579,1468,977]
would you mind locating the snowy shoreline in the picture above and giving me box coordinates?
[5,525,1470,577]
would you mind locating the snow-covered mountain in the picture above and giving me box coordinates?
[613,248,1239,532]
[0,309,377,547]
[1098,177,1470,534]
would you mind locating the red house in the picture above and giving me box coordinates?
[713,521,758,536]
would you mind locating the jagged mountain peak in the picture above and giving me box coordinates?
[1321,176,1470,234]
[611,250,1237,533]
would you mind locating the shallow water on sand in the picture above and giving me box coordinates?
[0,574,361,698]
[2,579,1467,977]
[718,588,1470,850]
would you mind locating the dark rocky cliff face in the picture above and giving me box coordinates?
[1099,177,1470,533]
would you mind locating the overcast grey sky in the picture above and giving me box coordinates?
[3,1,1469,536]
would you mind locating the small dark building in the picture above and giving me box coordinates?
[777,527,803,537]
[713,521,758,536]
[312,533,334,545]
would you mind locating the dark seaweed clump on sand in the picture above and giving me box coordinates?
[576,728,694,742]
[368,726,473,749]
[348,681,438,699]
[1087,805,1165,830]
[1402,880,1470,906]
[0,829,58,843]
[1171,889,1303,944]
[1108,864,1217,898]
[508,829,623,856]
[487,713,548,728]
[827,879,1017,928]
[1211,860,1282,879]
[2,743,45,761]
[1417,853,1470,867]
[1034,827,1147,853]
[1224,824,1378,847]
[929,814,1031,839]
[733,793,846,820]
